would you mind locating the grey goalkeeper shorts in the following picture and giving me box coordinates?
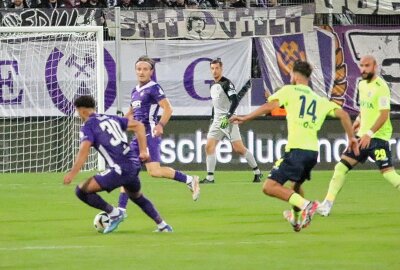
[207,120,242,142]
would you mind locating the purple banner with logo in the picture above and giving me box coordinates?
[256,25,400,113]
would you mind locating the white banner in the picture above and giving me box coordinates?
[316,0,400,15]
[0,39,252,117]
[105,5,315,40]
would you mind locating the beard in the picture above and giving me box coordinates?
[361,71,374,82]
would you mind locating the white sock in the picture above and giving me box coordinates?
[186,175,193,184]
[109,207,119,217]
[157,220,168,229]
[242,150,258,169]
[206,154,216,174]
[206,174,214,181]
[253,168,261,175]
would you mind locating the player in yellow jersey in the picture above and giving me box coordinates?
[230,61,359,232]
[318,55,400,216]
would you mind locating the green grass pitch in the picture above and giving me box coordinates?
[1,170,400,270]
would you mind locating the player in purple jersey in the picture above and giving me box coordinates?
[117,56,200,215]
[63,95,173,233]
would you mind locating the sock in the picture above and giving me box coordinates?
[186,175,193,184]
[383,170,400,189]
[109,207,120,217]
[206,154,216,176]
[206,172,214,181]
[131,195,162,224]
[252,166,261,175]
[173,171,189,183]
[288,193,310,210]
[157,220,168,229]
[242,150,258,171]
[75,186,113,213]
[325,162,350,202]
[118,192,129,209]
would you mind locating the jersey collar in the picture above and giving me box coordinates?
[136,80,157,92]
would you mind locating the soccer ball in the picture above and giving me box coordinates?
[93,212,110,233]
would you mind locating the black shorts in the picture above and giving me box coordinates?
[343,138,392,170]
[268,149,319,185]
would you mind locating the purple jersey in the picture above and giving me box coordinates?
[80,114,141,170]
[130,80,166,134]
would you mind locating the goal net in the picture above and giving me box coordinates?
[0,26,104,173]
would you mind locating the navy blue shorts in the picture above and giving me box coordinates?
[131,134,161,163]
[94,166,141,193]
[343,138,392,170]
[268,149,319,185]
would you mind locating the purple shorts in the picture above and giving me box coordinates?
[94,166,141,193]
[131,134,161,163]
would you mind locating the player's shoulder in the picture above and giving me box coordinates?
[220,77,235,89]
[374,76,390,90]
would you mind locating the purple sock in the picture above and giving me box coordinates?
[131,195,162,224]
[118,192,129,209]
[173,170,188,183]
[75,186,113,213]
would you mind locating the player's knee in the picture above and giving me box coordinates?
[234,146,246,155]
[205,144,215,155]
[262,181,273,196]
[75,186,87,200]
[335,160,351,175]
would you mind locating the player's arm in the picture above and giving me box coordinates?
[124,106,133,119]
[334,108,360,156]
[63,141,91,185]
[359,109,390,149]
[153,98,172,137]
[220,82,239,128]
[353,114,361,133]
[229,100,280,124]
[127,119,149,162]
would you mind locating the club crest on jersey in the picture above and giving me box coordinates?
[131,100,142,109]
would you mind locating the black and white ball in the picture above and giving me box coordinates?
[93,212,110,233]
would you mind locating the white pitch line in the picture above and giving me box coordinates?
[0,245,104,251]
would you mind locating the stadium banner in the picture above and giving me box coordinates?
[158,118,400,171]
[255,26,400,113]
[0,39,251,117]
[104,4,315,40]
[332,26,400,110]
[0,8,102,27]
[316,0,400,15]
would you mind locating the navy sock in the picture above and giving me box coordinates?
[75,186,113,213]
[131,195,162,224]
[118,192,129,209]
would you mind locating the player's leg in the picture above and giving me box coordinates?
[145,162,200,201]
[117,187,128,217]
[145,135,200,200]
[283,182,304,232]
[75,177,115,214]
[201,121,225,184]
[76,170,125,232]
[200,137,218,183]
[318,151,363,216]
[231,136,262,183]
[123,173,173,232]
[368,140,400,189]
[266,150,319,230]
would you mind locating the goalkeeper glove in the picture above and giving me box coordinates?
[220,114,231,129]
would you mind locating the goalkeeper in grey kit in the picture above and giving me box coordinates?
[200,58,263,184]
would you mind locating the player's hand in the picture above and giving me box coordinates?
[139,151,150,163]
[63,172,74,185]
[153,124,164,137]
[359,134,371,149]
[220,115,230,129]
[229,115,245,124]
[347,137,360,156]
